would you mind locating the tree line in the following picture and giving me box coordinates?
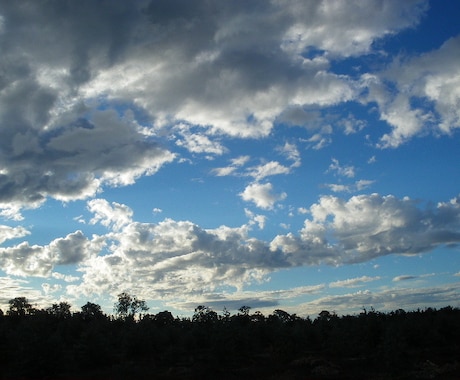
[0,294,459,379]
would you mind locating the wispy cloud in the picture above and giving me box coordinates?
[327,158,355,178]
[329,276,381,288]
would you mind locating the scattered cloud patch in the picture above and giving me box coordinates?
[240,182,287,210]
[327,158,355,178]
[325,179,375,193]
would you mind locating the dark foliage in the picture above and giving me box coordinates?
[0,298,459,379]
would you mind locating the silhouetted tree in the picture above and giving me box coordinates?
[192,305,218,323]
[7,297,35,317]
[46,302,72,319]
[272,309,292,323]
[238,305,251,316]
[80,301,105,321]
[114,292,148,320]
[154,310,175,325]
[0,297,459,379]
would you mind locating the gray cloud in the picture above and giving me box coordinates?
[0,225,30,244]
[393,275,418,282]
[297,282,460,316]
[0,231,101,277]
[0,0,432,215]
[363,36,460,148]
[273,193,460,265]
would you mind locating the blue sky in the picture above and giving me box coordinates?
[0,0,459,317]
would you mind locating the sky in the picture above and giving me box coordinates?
[0,0,459,318]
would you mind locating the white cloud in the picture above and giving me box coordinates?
[240,182,287,210]
[328,158,355,178]
[213,157,292,181]
[51,272,80,283]
[304,125,333,150]
[0,225,30,244]
[42,283,62,294]
[279,0,427,57]
[326,184,351,193]
[356,179,375,191]
[175,128,227,155]
[363,36,460,147]
[1,192,458,310]
[329,276,380,288]
[67,209,288,300]
[246,161,291,181]
[88,199,133,231]
[337,114,367,135]
[245,208,267,230]
[325,179,375,193]
[0,231,102,277]
[211,155,250,177]
[278,142,302,168]
[272,193,460,265]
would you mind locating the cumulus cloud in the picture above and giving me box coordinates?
[240,182,287,210]
[2,192,458,309]
[364,36,460,147]
[0,231,102,277]
[67,201,289,300]
[88,199,133,231]
[0,0,431,216]
[279,0,427,58]
[65,193,460,304]
[272,193,460,265]
[0,225,30,244]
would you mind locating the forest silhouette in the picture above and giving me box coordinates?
[0,293,459,379]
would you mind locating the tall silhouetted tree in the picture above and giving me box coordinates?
[114,292,148,320]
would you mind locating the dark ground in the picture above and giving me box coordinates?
[0,306,459,379]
